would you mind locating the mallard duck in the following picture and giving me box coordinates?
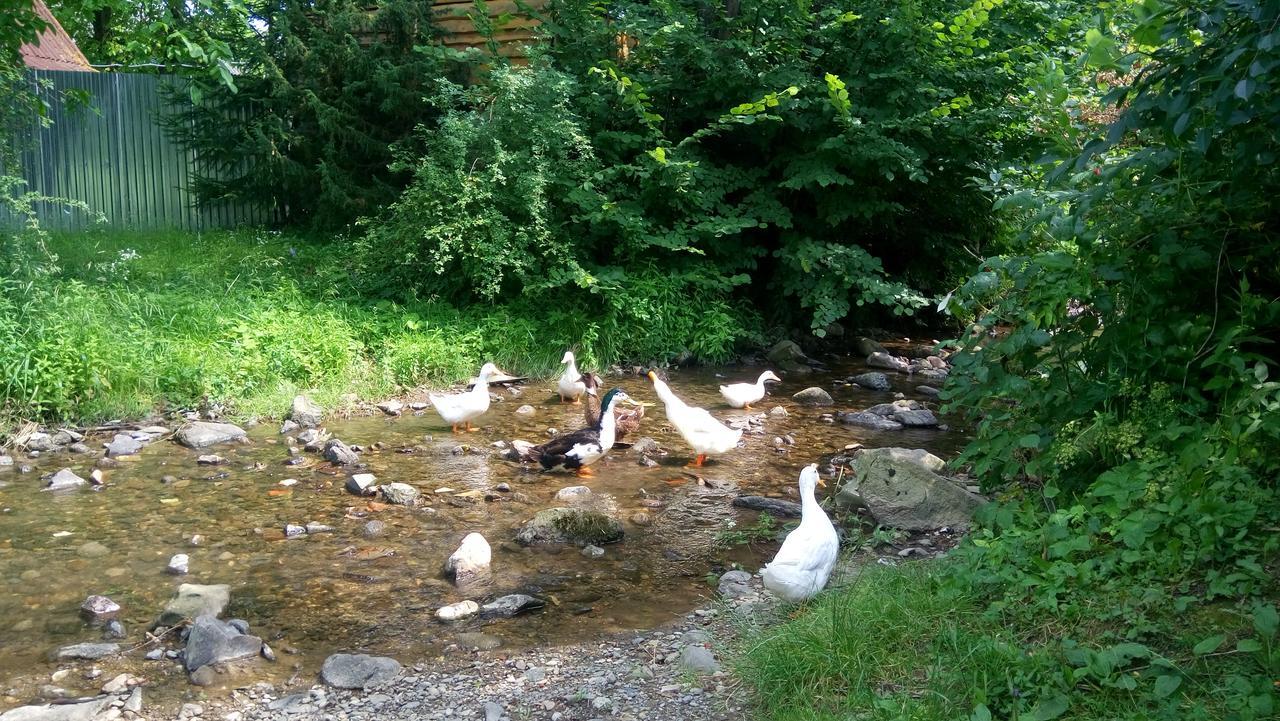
[719,370,782,409]
[647,370,742,467]
[429,362,502,432]
[557,351,587,403]
[582,372,644,443]
[761,464,838,602]
[529,388,637,476]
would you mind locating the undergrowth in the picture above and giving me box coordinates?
[736,563,1278,721]
[0,228,756,433]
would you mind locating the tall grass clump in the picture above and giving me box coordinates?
[0,228,753,431]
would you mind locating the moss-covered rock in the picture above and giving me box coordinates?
[515,507,624,547]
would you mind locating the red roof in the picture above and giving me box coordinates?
[19,0,95,72]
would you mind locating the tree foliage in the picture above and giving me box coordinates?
[939,0,1280,715]
[361,0,1078,336]
[162,0,464,228]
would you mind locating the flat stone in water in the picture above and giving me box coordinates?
[731,496,802,518]
[454,632,502,651]
[55,642,120,660]
[77,541,109,558]
[175,422,247,449]
[480,594,545,618]
[849,372,891,391]
[319,653,401,689]
[157,584,230,627]
[105,434,143,458]
[44,469,87,492]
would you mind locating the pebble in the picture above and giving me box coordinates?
[284,524,307,538]
[581,545,605,558]
[167,553,190,575]
[483,701,503,721]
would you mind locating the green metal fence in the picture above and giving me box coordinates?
[4,70,270,231]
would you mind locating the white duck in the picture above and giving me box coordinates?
[429,362,501,432]
[557,351,587,403]
[761,464,839,603]
[719,370,782,409]
[647,370,742,467]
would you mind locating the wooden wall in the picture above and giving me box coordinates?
[432,0,549,64]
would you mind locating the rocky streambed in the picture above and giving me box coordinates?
[0,340,976,720]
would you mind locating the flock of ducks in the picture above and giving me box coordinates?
[425,352,840,602]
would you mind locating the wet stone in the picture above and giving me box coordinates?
[175,421,247,449]
[157,584,230,626]
[346,473,377,495]
[849,372,891,391]
[319,653,402,690]
[80,595,121,621]
[44,469,87,491]
[77,541,109,558]
[791,387,834,406]
[105,434,143,458]
[436,600,479,622]
[167,554,190,575]
[480,594,545,618]
[362,520,386,538]
[380,482,419,506]
[102,619,126,639]
[377,399,404,416]
[195,455,225,465]
[291,395,324,428]
[183,615,263,672]
[284,524,307,538]
[323,439,359,466]
[56,642,120,661]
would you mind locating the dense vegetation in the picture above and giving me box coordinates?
[3,1,1277,719]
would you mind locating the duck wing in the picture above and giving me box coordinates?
[531,427,602,469]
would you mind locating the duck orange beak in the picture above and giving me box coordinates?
[646,371,658,382]
[817,478,827,488]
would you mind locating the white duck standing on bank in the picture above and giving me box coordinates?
[719,370,782,409]
[429,362,502,433]
[647,370,742,467]
[557,351,587,404]
[761,464,839,603]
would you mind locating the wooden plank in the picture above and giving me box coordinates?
[443,30,537,46]
[435,15,540,33]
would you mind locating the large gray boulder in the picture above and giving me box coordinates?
[836,411,903,431]
[183,615,263,672]
[515,507,624,547]
[0,698,112,721]
[320,653,401,689]
[156,584,230,627]
[175,422,247,449]
[835,448,983,530]
[290,395,324,428]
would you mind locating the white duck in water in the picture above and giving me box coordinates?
[719,370,782,409]
[429,362,502,432]
[761,464,839,603]
[557,351,587,403]
[647,370,742,467]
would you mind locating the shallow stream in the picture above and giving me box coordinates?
[0,354,965,710]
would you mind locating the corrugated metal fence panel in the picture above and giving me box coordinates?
[2,70,269,231]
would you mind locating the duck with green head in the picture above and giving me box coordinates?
[529,388,638,476]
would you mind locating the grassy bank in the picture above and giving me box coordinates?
[734,563,1277,721]
[0,229,754,432]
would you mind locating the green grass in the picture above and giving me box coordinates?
[0,228,752,432]
[733,562,1277,721]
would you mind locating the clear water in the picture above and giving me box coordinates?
[0,355,964,708]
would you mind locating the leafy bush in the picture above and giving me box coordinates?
[355,0,1072,338]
